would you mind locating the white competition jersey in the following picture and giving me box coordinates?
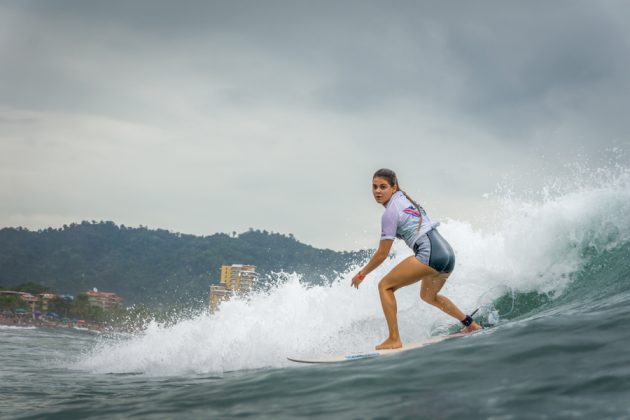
[380,191,438,248]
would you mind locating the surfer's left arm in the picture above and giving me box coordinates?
[351,239,393,288]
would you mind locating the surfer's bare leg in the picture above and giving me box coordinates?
[420,274,482,332]
[376,256,436,350]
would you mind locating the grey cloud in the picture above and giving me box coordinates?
[4,1,630,120]
[2,1,630,248]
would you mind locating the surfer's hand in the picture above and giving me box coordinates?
[351,272,365,289]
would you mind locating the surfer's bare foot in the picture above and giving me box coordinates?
[375,338,402,350]
[461,321,483,334]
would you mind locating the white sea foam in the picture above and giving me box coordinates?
[76,167,630,376]
[0,325,37,330]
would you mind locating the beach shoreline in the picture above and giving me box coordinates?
[0,313,106,333]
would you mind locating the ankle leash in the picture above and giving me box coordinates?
[460,308,480,327]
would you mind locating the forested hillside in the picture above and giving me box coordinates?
[0,222,368,306]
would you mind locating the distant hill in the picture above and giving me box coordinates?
[0,221,369,307]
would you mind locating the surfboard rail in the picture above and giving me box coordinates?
[287,332,470,364]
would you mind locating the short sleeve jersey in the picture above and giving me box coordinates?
[380,191,438,249]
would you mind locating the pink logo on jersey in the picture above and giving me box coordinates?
[403,206,420,217]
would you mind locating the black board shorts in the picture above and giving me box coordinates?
[412,229,456,273]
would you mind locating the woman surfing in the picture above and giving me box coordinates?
[351,168,482,350]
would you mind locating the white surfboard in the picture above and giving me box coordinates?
[287,332,467,364]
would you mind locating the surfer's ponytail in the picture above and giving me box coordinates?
[373,168,424,230]
[400,190,424,231]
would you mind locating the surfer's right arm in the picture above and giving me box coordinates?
[351,239,393,288]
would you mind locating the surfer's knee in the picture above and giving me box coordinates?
[420,288,438,306]
[420,292,436,305]
[378,279,388,293]
[378,277,394,293]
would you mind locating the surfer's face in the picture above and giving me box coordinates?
[373,177,397,206]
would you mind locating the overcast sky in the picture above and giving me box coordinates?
[1,0,630,250]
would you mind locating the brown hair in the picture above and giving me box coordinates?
[373,168,424,230]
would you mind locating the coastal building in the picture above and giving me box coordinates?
[208,284,231,313]
[0,291,60,313]
[0,291,39,311]
[220,264,258,294]
[85,289,123,310]
[38,293,57,312]
[209,264,259,313]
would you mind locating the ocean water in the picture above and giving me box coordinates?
[2,167,630,419]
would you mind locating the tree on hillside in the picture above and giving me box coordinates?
[13,282,56,294]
